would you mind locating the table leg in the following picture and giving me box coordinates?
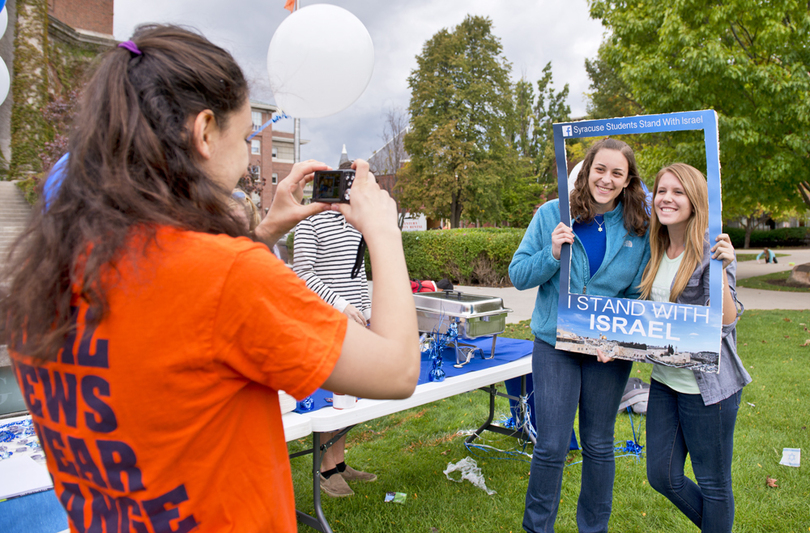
[465,375,535,445]
[294,427,354,532]
[293,432,333,533]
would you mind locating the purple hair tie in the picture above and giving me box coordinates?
[118,40,142,56]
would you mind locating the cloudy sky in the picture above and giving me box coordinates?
[114,0,607,166]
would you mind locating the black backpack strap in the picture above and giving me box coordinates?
[351,237,366,279]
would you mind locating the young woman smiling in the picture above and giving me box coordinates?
[639,163,750,533]
[510,138,650,533]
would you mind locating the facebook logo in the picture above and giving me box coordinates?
[562,125,573,137]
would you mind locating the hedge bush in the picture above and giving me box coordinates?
[15,177,40,205]
[288,228,527,286]
[402,228,525,286]
[724,226,810,249]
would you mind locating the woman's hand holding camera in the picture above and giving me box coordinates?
[335,159,398,244]
[254,160,331,245]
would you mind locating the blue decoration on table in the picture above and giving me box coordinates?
[297,395,315,412]
[295,337,534,414]
[425,320,464,382]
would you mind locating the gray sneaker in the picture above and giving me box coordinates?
[340,465,377,482]
[319,473,354,497]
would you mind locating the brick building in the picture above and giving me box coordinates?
[248,101,306,211]
[0,0,116,175]
[48,0,114,38]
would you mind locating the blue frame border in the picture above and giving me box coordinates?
[552,110,723,369]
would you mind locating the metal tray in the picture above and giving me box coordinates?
[414,290,512,339]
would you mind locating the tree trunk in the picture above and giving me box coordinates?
[744,219,753,249]
[450,193,462,228]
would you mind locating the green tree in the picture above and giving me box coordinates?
[499,65,570,226]
[589,0,810,247]
[584,44,644,120]
[400,15,513,228]
[530,63,571,183]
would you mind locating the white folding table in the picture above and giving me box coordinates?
[292,355,533,533]
[282,411,312,442]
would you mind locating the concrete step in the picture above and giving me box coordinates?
[0,183,33,272]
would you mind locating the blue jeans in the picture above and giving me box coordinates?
[646,378,741,533]
[523,338,632,533]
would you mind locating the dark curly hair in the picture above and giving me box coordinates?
[569,138,649,236]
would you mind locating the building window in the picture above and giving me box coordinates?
[251,139,261,155]
[272,173,278,185]
[272,146,278,158]
[251,110,262,130]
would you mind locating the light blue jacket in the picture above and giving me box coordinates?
[509,199,651,345]
[678,234,751,405]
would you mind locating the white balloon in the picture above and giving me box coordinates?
[0,58,10,106]
[0,7,7,40]
[568,160,583,199]
[267,4,374,119]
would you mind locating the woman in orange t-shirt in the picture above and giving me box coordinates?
[2,25,419,533]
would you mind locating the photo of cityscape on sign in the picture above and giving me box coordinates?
[553,110,725,373]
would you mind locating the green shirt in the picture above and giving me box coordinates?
[650,252,700,395]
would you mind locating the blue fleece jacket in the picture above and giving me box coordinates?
[509,199,651,345]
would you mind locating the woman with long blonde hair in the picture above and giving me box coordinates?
[640,163,750,533]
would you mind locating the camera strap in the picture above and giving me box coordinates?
[350,237,366,279]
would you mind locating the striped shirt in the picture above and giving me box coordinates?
[292,211,371,318]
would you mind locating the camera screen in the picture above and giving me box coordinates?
[313,172,341,201]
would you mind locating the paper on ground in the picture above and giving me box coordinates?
[0,454,53,499]
[779,448,800,468]
[443,456,496,495]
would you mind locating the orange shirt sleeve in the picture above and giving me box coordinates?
[211,243,347,399]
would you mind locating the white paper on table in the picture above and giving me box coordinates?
[0,454,53,499]
[779,448,801,468]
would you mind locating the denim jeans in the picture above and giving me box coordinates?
[523,338,632,533]
[646,378,741,533]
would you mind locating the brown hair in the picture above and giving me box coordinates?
[639,163,709,301]
[2,25,249,361]
[569,138,648,236]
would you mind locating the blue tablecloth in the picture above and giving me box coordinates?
[0,489,67,533]
[295,336,533,413]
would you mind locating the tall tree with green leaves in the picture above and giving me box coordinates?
[498,65,570,226]
[530,62,571,183]
[589,0,810,247]
[400,15,513,228]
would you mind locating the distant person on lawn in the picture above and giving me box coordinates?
[756,247,777,264]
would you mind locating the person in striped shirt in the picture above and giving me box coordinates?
[293,160,376,497]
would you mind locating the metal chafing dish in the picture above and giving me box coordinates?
[413,290,513,367]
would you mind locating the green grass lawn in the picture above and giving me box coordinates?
[737,271,810,293]
[289,310,810,533]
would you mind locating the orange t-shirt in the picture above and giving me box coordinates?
[11,227,347,532]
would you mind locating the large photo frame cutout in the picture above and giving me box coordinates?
[553,110,723,373]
